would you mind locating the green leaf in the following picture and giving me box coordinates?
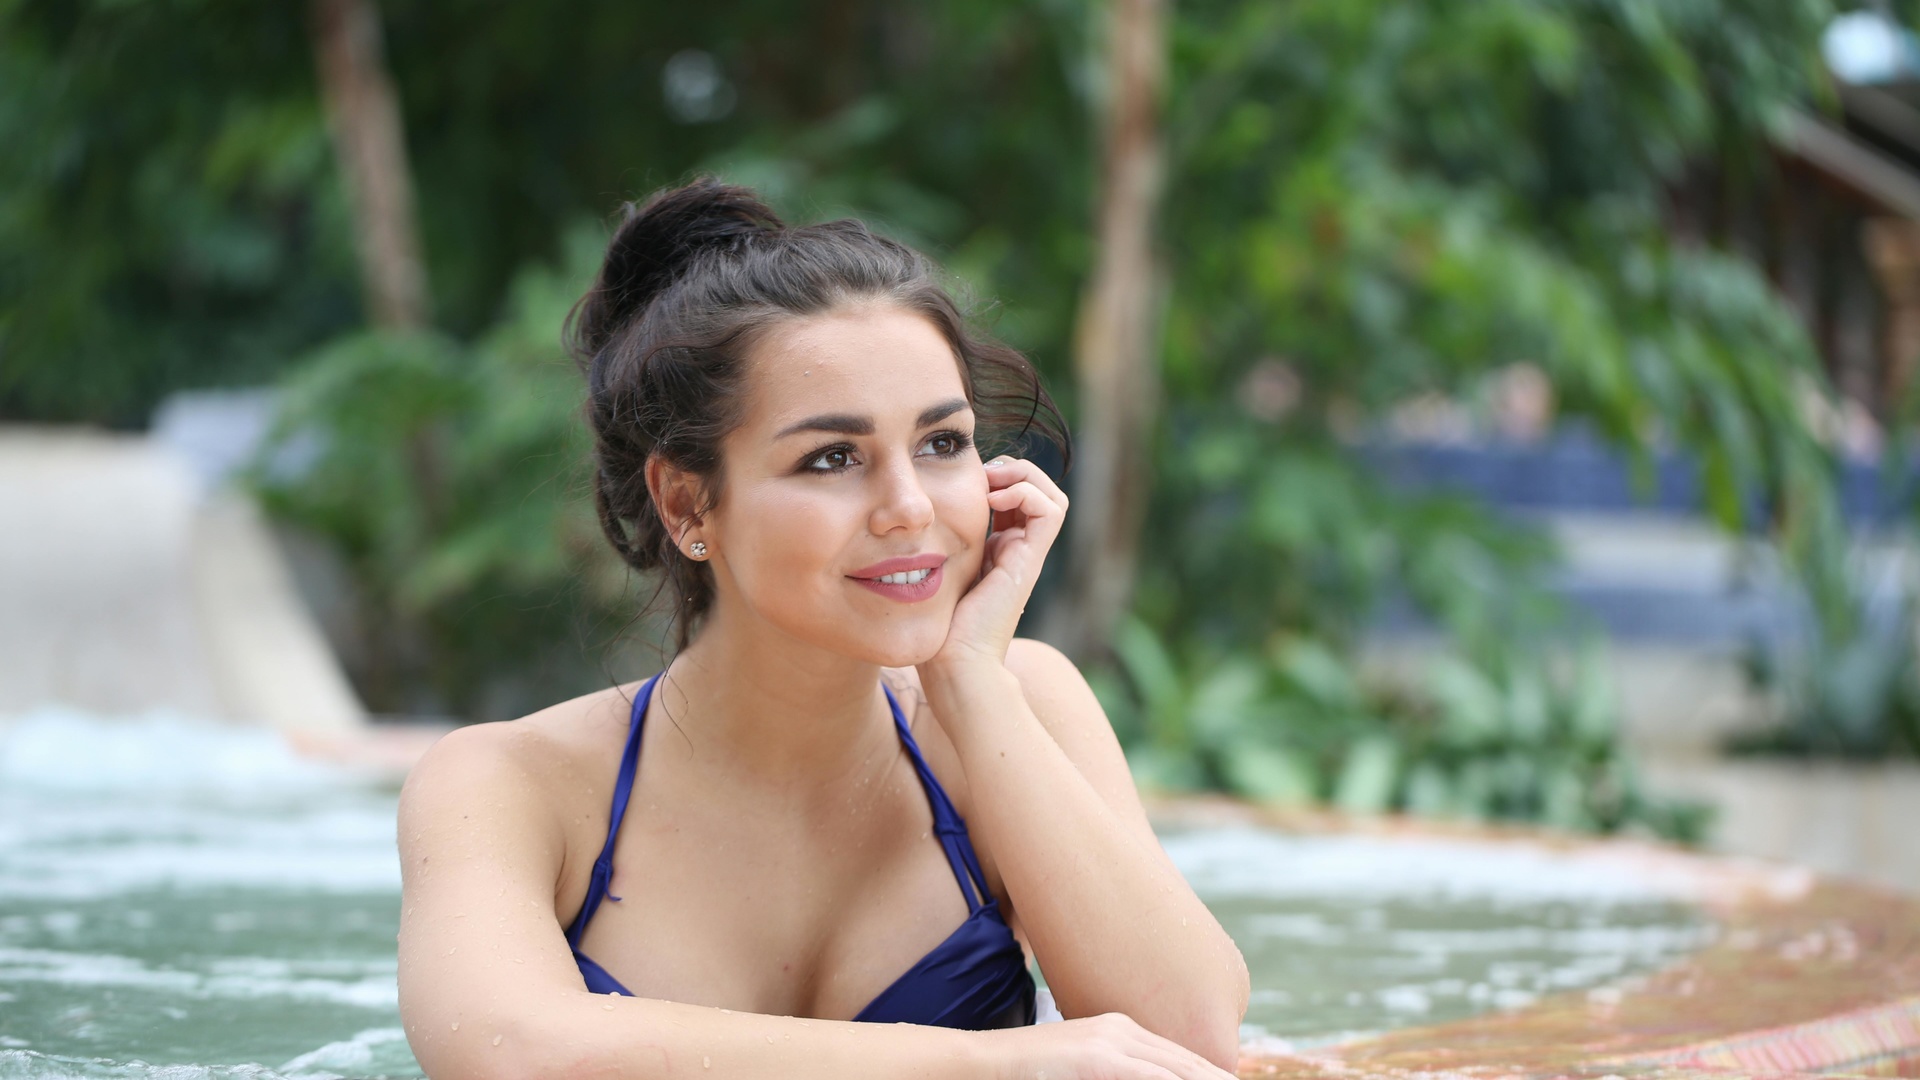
[1425,656,1505,746]
[1113,616,1188,753]
[1541,765,1593,832]
[1188,658,1271,750]
[1402,762,1452,818]
[1221,744,1321,807]
[1332,735,1399,815]
[1275,638,1363,712]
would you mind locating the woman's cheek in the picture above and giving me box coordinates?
[934,470,991,581]
[728,486,847,595]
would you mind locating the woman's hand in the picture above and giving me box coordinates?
[979,1013,1242,1080]
[923,456,1068,677]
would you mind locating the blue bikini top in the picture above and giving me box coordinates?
[564,673,1037,1029]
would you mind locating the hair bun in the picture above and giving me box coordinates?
[568,177,783,358]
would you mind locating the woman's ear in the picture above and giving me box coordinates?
[645,456,709,552]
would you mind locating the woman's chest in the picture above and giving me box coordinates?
[561,778,981,1020]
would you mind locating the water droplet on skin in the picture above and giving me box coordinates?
[450,1022,460,1031]
[1181,917,1188,926]
[448,947,457,955]
[703,1056,712,1069]
[604,1003,615,1011]
[766,1035,775,1043]
[493,1035,502,1046]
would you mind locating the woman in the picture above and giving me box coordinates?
[396,178,1249,1079]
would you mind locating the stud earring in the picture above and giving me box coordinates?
[689,540,708,559]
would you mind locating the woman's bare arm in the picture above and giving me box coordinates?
[922,639,1251,1069]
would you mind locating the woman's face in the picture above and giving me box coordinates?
[699,303,990,666]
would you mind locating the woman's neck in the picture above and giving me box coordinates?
[653,605,902,806]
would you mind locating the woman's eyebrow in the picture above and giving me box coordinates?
[916,398,969,427]
[776,413,871,439]
[773,398,970,440]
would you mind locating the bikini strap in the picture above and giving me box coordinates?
[565,672,661,949]
[881,683,994,914]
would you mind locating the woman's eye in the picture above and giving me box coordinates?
[921,430,973,458]
[805,446,855,472]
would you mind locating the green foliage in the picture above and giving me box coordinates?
[0,0,1091,425]
[1095,617,1713,842]
[30,0,1891,821]
[1111,0,1854,831]
[0,0,356,424]
[250,232,632,718]
[1154,0,1848,640]
[1732,590,1920,759]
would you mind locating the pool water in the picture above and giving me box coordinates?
[1160,828,1715,1047]
[0,711,1714,1078]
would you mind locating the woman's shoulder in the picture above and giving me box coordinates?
[401,682,644,822]
[1002,637,1087,696]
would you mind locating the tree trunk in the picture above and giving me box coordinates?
[311,0,428,331]
[1039,0,1168,661]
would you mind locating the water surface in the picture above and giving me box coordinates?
[0,710,1712,1077]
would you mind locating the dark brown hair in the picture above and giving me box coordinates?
[566,177,1070,649]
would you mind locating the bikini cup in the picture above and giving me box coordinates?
[564,673,1036,1028]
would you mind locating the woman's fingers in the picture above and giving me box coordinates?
[986,478,1065,530]
[1137,1040,1238,1080]
[985,456,1068,514]
[987,1014,1238,1080]
[984,482,1064,568]
[1119,1025,1238,1080]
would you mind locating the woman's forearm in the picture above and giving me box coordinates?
[920,663,1249,1068]
[430,991,986,1080]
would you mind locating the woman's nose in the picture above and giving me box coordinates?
[868,453,935,534]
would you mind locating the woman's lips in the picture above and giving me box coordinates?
[848,554,947,603]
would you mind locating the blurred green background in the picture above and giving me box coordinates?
[8,0,1919,843]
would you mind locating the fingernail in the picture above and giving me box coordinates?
[985,458,1009,468]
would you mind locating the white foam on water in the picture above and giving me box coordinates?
[1162,826,1679,905]
[1382,922,1716,955]
[0,708,351,797]
[277,1028,410,1080]
[0,948,397,1009]
[0,709,399,902]
[0,1050,288,1079]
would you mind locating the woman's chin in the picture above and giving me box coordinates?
[858,636,947,670]
[835,621,949,669]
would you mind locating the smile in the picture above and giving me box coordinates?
[848,554,948,603]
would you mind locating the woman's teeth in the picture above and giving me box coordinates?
[877,568,932,585]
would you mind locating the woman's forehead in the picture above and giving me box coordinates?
[742,306,969,430]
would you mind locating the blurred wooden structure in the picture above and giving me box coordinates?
[1682,81,1920,419]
